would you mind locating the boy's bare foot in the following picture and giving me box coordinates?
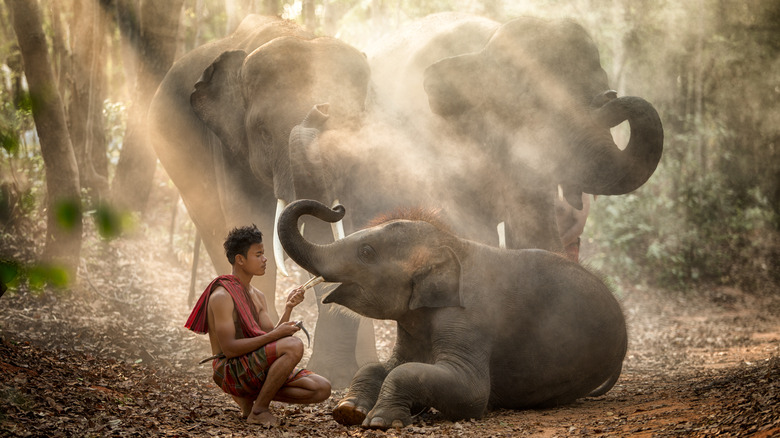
[247,409,278,427]
[232,396,254,418]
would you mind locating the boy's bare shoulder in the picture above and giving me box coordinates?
[249,285,267,300]
[208,287,233,307]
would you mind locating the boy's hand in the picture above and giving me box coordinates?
[273,321,300,338]
[285,286,305,309]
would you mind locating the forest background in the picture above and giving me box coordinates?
[0,0,778,319]
[0,1,778,436]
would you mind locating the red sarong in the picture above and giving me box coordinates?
[212,343,313,398]
[185,275,265,338]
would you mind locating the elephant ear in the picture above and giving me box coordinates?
[409,246,463,310]
[423,53,485,117]
[191,50,249,155]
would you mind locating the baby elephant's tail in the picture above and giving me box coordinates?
[587,362,623,397]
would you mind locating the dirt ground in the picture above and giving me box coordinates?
[1,197,779,437]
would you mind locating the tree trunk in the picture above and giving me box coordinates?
[111,0,183,213]
[302,0,316,32]
[6,0,83,278]
[69,0,110,201]
[0,5,25,109]
[116,0,139,102]
[49,0,70,105]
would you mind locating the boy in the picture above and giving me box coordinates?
[185,225,331,427]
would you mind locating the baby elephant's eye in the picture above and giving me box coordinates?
[358,245,377,264]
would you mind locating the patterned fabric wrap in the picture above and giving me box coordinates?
[185,275,265,338]
[212,342,313,398]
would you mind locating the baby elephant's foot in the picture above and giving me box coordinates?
[362,406,412,430]
[332,399,370,426]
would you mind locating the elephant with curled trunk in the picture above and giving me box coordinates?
[278,199,628,429]
[368,13,664,251]
[148,15,374,386]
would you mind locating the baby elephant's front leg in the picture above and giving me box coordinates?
[332,362,389,426]
[364,362,490,429]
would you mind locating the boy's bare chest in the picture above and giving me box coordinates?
[232,293,264,338]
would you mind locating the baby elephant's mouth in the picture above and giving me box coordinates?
[321,282,363,305]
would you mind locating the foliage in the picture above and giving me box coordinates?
[586,0,779,292]
[589,165,778,291]
[0,259,69,294]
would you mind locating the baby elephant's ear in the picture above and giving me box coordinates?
[409,246,463,310]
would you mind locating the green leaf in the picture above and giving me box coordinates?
[27,265,48,290]
[0,129,18,154]
[0,260,20,295]
[26,265,70,290]
[94,203,122,239]
[16,91,33,113]
[54,199,81,230]
[0,260,19,284]
[45,266,69,288]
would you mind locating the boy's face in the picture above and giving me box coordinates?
[240,242,267,277]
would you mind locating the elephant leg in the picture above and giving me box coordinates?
[250,256,278,321]
[333,362,390,426]
[306,283,360,388]
[505,186,562,251]
[355,317,378,366]
[363,361,490,429]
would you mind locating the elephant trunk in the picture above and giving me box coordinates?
[571,96,664,196]
[277,199,346,277]
[288,104,331,201]
[274,104,332,276]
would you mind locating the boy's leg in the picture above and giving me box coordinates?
[231,395,254,418]
[247,336,304,426]
[273,373,331,404]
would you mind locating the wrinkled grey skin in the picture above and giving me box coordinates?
[148,15,372,386]
[278,200,627,429]
[367,13,664,251]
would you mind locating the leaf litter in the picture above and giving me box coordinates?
[1,184,779,437]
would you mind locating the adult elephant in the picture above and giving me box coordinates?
[367,13,664,251]
[148,15,374,386]
[278,199,627,429]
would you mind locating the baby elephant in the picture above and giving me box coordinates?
[278,199,627,429]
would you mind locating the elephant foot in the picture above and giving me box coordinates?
[332,400,368,426]
[362,407,412,430]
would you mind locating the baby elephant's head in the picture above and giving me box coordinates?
[278,200,465,320]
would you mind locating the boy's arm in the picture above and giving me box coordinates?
[276,286,305,327]
[253,286,305,331]
[210,288,298,358]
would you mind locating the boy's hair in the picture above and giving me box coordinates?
[224,224,263,265]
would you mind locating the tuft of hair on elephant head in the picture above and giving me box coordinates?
[149,15,372,387]
[278,199,627,429]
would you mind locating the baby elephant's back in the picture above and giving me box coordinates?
[487,250,627,409]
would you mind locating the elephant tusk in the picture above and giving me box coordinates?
[331,199,346,240]
[274,198,290,277]
[497,222,506,249]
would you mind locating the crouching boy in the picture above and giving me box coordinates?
[185,225,331,427]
